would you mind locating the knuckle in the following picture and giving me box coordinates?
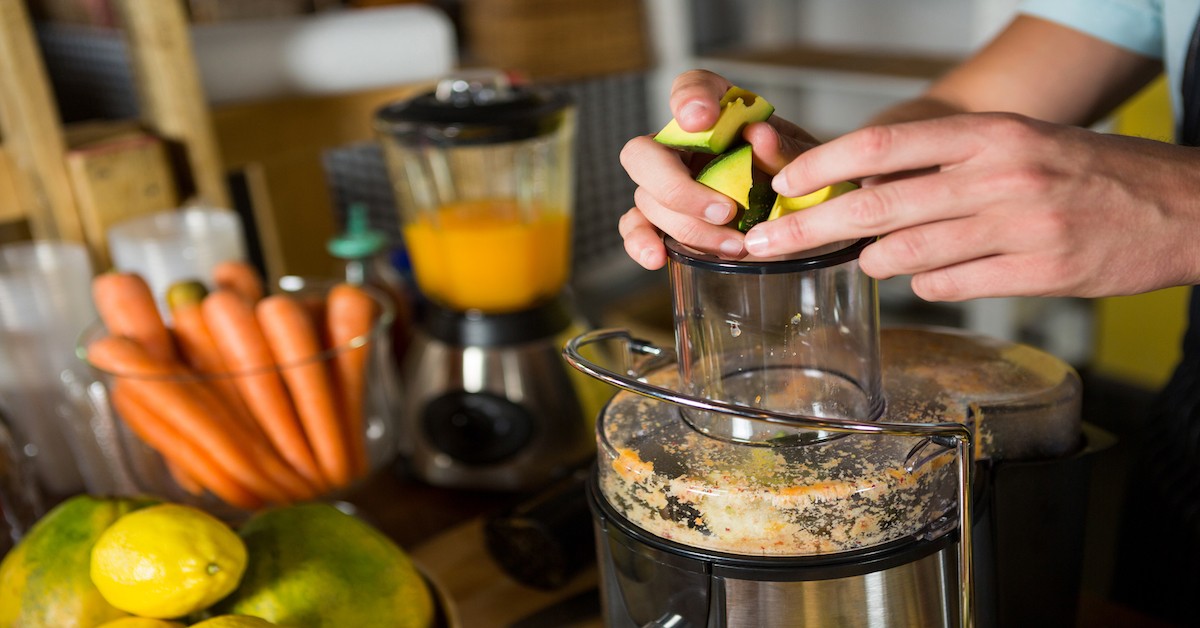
[853,125,895,161]
[910,270,962,302]
[984,113,1053,150]
[777,214,813,250]
[658,179,694,213]
[846,188,889,227]
[886,229,929,267]
[989,165,1054,198]
[671,218,707,244]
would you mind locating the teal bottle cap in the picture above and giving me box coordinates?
[327,203,388,259]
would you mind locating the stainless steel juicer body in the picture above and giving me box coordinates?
[564,237,1092,627]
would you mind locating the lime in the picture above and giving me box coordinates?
[90,504,248,619]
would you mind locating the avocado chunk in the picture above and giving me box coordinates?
[767,181,858,221]
[655,87,775,154]
[694,143,779,233]
[695,143,755,208]
[739,182,777,232]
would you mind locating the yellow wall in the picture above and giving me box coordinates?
[1092,76,1190,390]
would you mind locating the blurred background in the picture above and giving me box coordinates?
[0,0,1186,623]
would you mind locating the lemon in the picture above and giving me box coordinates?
[90,504,248,619]
[95,618,185,628]
[767,180,859,221]
[191,615,278,627]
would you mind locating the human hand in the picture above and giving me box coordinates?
[619,70,820,269]
[746,112,1200,300]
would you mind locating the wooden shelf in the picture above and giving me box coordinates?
[709,44,961,80]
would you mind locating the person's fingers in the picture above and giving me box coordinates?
[618,207,667,269]
[743,169,980,257]
[634,187,745,259]
[771,113,1010,197]
[668,70,733,132]
[743,122,819,174]
[857,216,1005,279]
[909,252,1068,302]
[620,135,737,224]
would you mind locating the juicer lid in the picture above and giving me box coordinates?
[373,69,573,145]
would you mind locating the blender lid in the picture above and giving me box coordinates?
[373,69,573,145]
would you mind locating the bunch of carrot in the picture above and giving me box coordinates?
[86,260,381,511]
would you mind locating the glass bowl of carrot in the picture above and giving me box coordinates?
[76,265,400,520]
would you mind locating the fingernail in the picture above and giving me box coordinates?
[705,203,732,224]
[745,232,769,255]
[718,238,743,257]
[678,101,707,126]
[639,247,656,267]
[772,173,794,197]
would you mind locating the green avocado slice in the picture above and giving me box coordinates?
[655,87,775,155]
[694,143,779,233]
[739,182,777,232]
[695,143,754,208]
[767,180,858,220]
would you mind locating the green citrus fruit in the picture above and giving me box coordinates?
[214,503,434,627]
[0,495,156,627]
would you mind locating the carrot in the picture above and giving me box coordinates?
[87,334,295,504]
[111,383,263,510]
[201,290,328,491]
[167,281,267,441]
[325,283,379,478]
[257,294,352,487]
[91,272,176,363]
[167,460,205,496]
[212,260,264,303]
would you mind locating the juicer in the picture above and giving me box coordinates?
[564,237,1105,627]
[374,70,600,491]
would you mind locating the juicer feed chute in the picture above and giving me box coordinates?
[564,237,1091,627]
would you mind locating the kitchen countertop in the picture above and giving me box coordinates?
[341,465,603,628]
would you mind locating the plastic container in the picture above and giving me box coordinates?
[666,236,883,443]
[106,207,248,317]
[0,241,111,497]
[77,279,400,521]
[0,405,43,554]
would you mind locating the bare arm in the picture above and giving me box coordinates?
[869,15,1162,126]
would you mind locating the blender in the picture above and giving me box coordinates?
[565,237,1103,627]
[374,70,599,491]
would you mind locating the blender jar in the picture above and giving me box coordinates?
[667,237,883,443]
[374,70,576,314]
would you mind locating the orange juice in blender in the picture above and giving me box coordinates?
[403,198,570,312]
[374,71,595,492]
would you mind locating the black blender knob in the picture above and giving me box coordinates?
[421,391,535,466]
